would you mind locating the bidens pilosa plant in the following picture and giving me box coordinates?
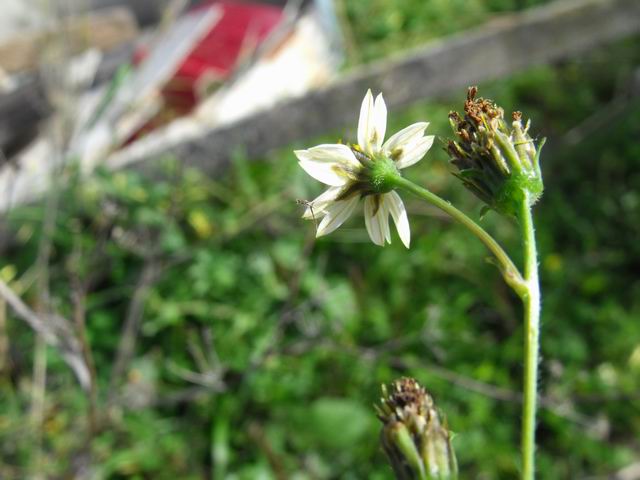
[296,87,544,480]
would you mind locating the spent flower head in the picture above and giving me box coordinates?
[447,86,544,217]
[376,377,458,480]
[295,89,434,248]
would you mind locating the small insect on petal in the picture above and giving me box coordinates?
[316,196,359,237]
[300,186,343,219]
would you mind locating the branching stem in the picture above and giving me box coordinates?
[392,177,526,293]
[393,176,542,479]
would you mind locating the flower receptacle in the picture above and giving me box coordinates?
[369,153,402,194]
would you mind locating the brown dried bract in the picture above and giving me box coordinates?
[386,377,434,417]
[463,86,503,125]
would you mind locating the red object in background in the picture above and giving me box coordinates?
[134,0,283,132]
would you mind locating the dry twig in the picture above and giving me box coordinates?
[0,278,90,389]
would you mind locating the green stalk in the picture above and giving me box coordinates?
[518,194,541,480]
[392,176,526,293]
[394,176,543,478]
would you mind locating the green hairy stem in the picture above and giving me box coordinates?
[518,194,541,480]
[393,176,541,479]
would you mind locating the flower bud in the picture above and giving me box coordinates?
[447,87,544,217]
[376,378,458,480]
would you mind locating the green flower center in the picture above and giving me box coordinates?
[369,154,401,194]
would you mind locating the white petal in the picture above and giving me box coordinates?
[395,135,435,170]
[357,90,387,155]
[357,89,374,152]
[381,196,391,244]
[364,195,391,246]
[301,186,342,219]
[383,122,429,156]
[316,196,359,237]
[372,93,387,153]
[301,144,361,170]
[298,160,347,186]
[295,144,361,186]
[386,191,411,248]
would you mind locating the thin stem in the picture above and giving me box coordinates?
[519,195,541,480]
[392,176,525,292]
[30,334,47,480]
[393,175,542,478]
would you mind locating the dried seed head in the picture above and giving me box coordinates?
[447,87,544,217]
[377,378,458,480]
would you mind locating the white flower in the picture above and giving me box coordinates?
[295,89,434,248]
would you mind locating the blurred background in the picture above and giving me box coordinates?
[0,0,639,478]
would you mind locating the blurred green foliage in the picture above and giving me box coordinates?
[340,0,552,64]
[0,4,639,479]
